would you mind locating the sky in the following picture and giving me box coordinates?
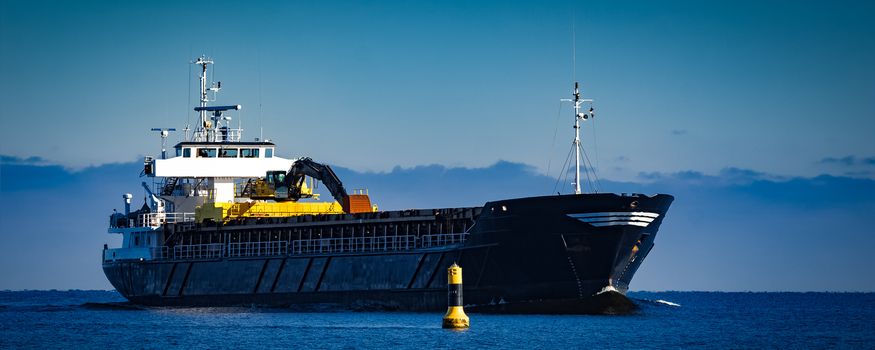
[0,0,872,179]
[0,0,874,291]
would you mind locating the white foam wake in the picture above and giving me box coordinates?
[654,299,681,307]
[596,285,620,295]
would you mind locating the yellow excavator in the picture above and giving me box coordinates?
[246,157,373,213]
[246,170,320,201]
[198,158,375,222]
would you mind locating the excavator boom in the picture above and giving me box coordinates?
[281,157,348,208]
[270,157,372,214]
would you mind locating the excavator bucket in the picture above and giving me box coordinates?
[344,194,373,214]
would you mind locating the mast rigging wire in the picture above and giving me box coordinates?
[558,142,577,194]
[581,144,600,192]
[553,145,574,194]
[591,103,599,177]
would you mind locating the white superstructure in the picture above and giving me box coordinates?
[141,56,295,204]
[105,56,296,261]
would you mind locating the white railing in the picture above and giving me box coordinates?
[173,243,224,260]
[218,128,243,142]
[108,233,470,262]
[291,235,418,254]
[420,233,469,248]
[228,241,288,257]
[138,212,196,228]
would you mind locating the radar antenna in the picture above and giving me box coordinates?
[191,56,242,142]
[150,128,177,159]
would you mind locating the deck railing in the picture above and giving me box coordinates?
[420,233,469,248]
[173,243,224,260]
[291,235,418,254]
[138,212,196,228]
[228,241,288,257]
[125,233,469,261]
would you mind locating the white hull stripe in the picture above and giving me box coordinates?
[589,221,651,227]
[567,212,660,227]
[569,212,660,218]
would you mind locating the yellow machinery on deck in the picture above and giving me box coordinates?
[196,200,347,222]
[195,157,376,223]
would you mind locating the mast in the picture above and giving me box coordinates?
[193,56,213,142]
[573,82,582,194]
[190,56,241,142]
[564,81,594,194]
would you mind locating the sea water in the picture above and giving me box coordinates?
[1,291,873,349]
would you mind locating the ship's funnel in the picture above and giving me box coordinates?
[123,193,133,215]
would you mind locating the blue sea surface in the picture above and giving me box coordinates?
[0,291,872,349]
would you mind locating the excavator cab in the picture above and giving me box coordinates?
[246,171,287,200]
[265,171,286,184]
[265,170,288,200]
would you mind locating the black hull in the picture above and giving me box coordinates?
[103,193,673,314]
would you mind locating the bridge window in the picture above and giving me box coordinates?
[265,148,273,158]
[241,148,259,158]
[220,148,238,158]
[197,148,217,158]
[183,148,191,158]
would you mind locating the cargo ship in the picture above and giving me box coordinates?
[102,57,673,313]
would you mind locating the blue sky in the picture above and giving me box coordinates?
[1,0,872,179]
[1,0,874,291]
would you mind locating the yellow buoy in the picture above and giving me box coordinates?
[442,263,470,329]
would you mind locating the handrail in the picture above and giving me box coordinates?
[420,233,469,248]
[228,241,288,257]
[173,243,224,260]
[291,235,419,254]
[138,212,196,228]
[106,233,470,262]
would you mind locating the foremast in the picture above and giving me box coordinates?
[563,82,597,194]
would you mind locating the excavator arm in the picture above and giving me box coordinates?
[277,157,350,210]
[238,157,374,214]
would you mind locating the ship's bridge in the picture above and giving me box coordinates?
[145,141,296,203]
[150,141,295,178]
